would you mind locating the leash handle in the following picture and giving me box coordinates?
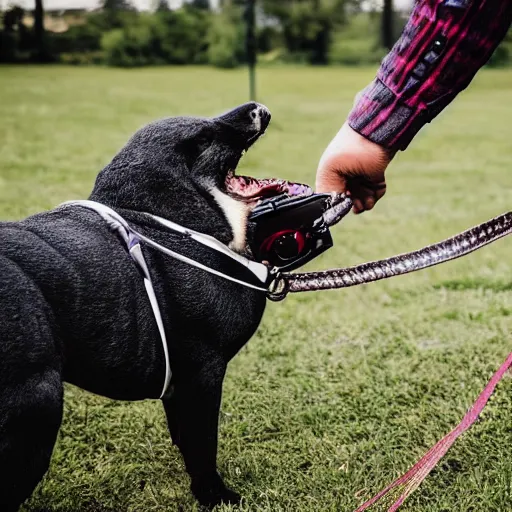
[322,193,353,228]
[354,352,512,512]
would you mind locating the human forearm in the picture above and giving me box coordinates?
[348,0,512,153]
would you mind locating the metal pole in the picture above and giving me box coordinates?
[245,0,257,101]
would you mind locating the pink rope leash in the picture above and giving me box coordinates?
[354,351,512,512]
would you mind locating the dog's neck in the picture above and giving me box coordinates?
[208,187,249,252]
[89,170,244,251]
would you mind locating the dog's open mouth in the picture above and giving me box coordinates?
[226,172,313,205]
[225,135,313,205]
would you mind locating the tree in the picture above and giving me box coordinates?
[1,5,25,62]
[189,0,210,9]
[3,6,25,33]
[102,0,136,28]
[381,0,394,49]
[207,3,245,68]
[103,0,135,9]
[155,0,170,11]
[262,0,341,64]
[155,7,211,64]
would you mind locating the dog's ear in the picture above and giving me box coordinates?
[176,129,213,171]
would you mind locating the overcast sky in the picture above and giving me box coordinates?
[2,0,413,12]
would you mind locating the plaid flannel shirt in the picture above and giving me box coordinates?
[348,0,512,153]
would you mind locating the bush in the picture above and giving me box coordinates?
[327,13,386,66]
[487,31,512,67]
[263,1,336,65]
[329,37,386,65]
[100,9,209,67]
[53,23,103,54]
[0,31,19,62]
[102,23,159,67]
[207,8,245,69]
[155,7,210,65]
[257,26,282,54]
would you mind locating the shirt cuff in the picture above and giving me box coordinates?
[347,78,454,153]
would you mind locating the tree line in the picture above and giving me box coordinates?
[1,0,511,67]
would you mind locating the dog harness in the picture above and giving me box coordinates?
[59,198,511,398]
[60,200,272,399]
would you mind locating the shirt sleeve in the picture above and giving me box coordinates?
[347,0,512,153]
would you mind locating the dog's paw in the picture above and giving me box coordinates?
[217,487,241,505]
[191,473,241,509]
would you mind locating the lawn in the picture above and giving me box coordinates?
[1,65,511,512]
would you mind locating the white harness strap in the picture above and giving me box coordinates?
[129,243,171,399]
[59,200,270,399]
[61,200,172,399]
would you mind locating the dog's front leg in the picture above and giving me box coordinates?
[162,359,241,509]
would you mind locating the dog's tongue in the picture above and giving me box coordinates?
[227,175,313,201]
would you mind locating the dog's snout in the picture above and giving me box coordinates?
[216,102,271,133]
[249,104,271,132]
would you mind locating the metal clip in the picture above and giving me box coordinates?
[266,272,289,302]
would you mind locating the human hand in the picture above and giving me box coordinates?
[316,122,393,214]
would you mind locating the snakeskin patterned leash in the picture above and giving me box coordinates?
[267,201,512,301]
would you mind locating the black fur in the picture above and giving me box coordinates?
[0,103,272,510]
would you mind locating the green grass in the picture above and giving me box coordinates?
[1,65,511,512]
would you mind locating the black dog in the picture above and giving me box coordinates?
[0,103,311,510]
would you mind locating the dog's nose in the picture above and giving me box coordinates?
[215,102,271,134]
[249,104,271,132]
